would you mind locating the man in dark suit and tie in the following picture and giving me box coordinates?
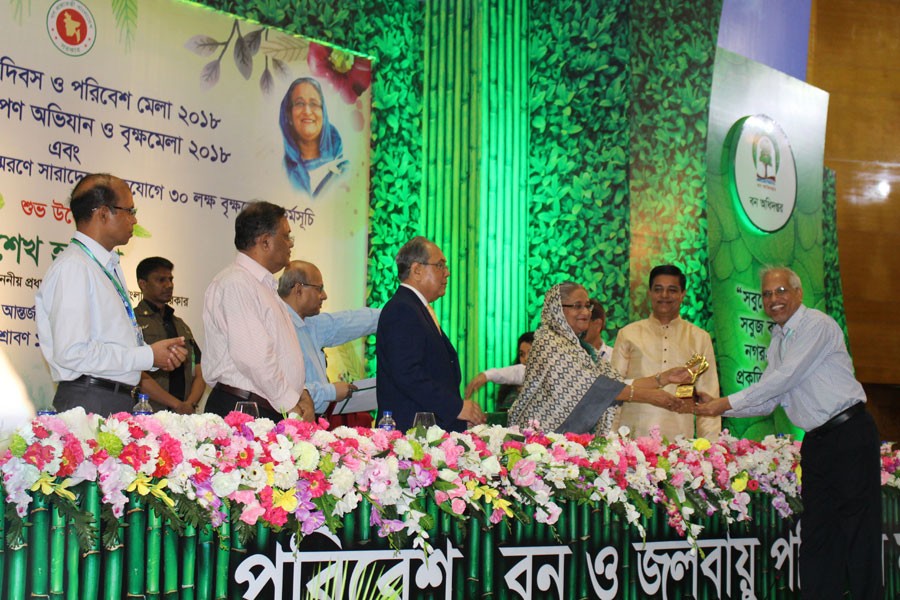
[376,236,486,432]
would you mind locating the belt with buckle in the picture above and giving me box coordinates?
[808,402,865,436]
[214,383,269,405]
[66,375,138,397]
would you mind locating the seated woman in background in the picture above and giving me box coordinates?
[508,282,691,434]
[464,331,534,411]
[279,77,349,197]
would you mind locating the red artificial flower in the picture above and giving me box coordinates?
[57,435,84,478]
[154,435,183,478]
[128,423,146,440]
[304,470,330,499]
[307,42,372,104]
[23,443,54,470]
[119,442,151,470]
[190,459,212,483]
[564,432,594,447]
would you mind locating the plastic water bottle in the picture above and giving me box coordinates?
[132,392,153,415]
[377,411,396,431]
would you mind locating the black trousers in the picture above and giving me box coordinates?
[53,380,135,416]
[204,386,283,421]
[800,408,883,599]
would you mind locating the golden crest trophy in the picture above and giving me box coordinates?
[676,354,710,400]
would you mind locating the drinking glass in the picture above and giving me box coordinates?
[412,412,436,429]
[235,401,259,418]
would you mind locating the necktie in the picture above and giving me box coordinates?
[427,304,441,331]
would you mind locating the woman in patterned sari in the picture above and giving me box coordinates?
[508,282,691,434]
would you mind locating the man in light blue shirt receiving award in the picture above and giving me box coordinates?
[278,260,380,427]
[35,173,188,416]
[693,266,881,600]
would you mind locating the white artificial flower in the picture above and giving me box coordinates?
[211,470,241,497]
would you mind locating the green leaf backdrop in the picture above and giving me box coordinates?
[194,0,843,418]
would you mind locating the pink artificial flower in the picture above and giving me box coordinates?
[440,439,464,469]
[450,498,466,515]
[225,411,254,428]
[511,459,537,487]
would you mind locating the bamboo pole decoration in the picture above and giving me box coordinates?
[162,522,179,598]
[65,500,80,600]
[228,514,247,600]
[254,523,269,554]
[6,538,26,600]
[465,509,481,597]
[197,524,213,600]
[50,503,66,598]
[30,493,50,597]
[103,515,123,600]
[215,504,231,599]
[481,512,494,599]
[125,494,147,597]
[565,501,577,600]
[359,499,371,543]
[146,506,162,598]
[342,511,356,546]
[80,483,101,600]
[181,524,197,600]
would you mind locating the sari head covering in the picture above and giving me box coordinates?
[508,283,625,434]
[279,77,347,196]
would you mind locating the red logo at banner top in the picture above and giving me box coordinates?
[47,1,96,57]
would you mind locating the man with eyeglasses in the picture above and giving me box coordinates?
[694,266,881,600]
[611,264,720,440]
[202,201,314,422]
[35,173,188,415]
[376,236,486,432]
[277,260,380,426]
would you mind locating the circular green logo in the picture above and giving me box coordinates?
[723,115,797,233]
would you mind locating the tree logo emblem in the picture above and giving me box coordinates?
[723,114,797,233]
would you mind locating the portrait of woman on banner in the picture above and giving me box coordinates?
[279,77,349,197]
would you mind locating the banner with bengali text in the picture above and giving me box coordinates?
[0,0,373,407]
[706,49,828,439]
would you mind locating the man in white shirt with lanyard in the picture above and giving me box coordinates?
[36,173,188,415]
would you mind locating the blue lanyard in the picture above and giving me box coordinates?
[70,238,144,346]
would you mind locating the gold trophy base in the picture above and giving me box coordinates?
[675,384,697,400]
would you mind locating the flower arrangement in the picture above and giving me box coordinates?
[1,410,894,554]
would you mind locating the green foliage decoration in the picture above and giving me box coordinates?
[111,0,139,51]
[821,167,849,337]
[525,0,632,335]
[626,0,723,332]
[195,0,425,375]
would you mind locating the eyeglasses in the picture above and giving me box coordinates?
[292,99,322,111]
[419,261,449,272]
[296,282,325,293]
[561,303,593,312]
[97,205,138,216]
[762,286,792,299]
